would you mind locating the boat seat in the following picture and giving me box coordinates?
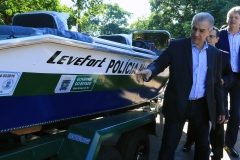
[98,35,128,45]
[141,40,156,50]
[132,40,147,49]
[13,13,58,29]
[11,11,69,30]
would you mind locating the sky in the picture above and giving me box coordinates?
[60,0,151,24]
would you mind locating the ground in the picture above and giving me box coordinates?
[149,113,240,160]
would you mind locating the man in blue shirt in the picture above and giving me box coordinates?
[216,6,240,158]
[183,26,234,160]
[136,12,225,160]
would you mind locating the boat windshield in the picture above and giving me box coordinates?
[132,30,171,51]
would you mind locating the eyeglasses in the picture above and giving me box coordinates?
[228,16,239,20]
[208,35,216,38]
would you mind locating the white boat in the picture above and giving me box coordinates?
[0,11,170,133]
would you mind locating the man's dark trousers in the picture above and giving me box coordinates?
[225,78,240,147]
[186,114,224,159]
[210,123,224,158]
[186,93,228,159]
[158,97,210,160]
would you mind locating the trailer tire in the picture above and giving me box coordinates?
[97,145,122,160]
[117,128,150,160]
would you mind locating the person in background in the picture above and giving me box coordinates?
[136,12,225,160]
[182,26,234,160]
[215,6,240,158]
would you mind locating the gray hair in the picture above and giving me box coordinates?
[191,12,214,31]
[227,6,240,20]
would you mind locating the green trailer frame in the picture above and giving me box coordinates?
[0,110,157,160]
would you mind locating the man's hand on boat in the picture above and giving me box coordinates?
[136,69,152,83]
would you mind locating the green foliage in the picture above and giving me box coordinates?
[101,4,131,26]
[98,3,132,35]
[130,16,149,30]
[0,13,4,25]
[3,0,238,39]
[0,0,131,35]
[99,23,130,35]
[72,2,132,35]
[71,0,103,32]
[145,0,239,38]
[59,5,75,30]
[0,0,63,25]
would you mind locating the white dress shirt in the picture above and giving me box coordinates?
[228,30,240,72]
[189,41,208,100]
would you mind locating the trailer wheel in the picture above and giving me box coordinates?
[97,145,122,160]
[117,128,150,160]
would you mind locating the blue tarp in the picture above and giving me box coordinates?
[0,25,93,43]
[12,11,69,31]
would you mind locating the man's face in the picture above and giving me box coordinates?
[191,20,211,48]
[227,12,240,28]
[206,30,219,46]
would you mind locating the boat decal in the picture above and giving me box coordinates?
[105,59,148,74]
[0,43,152,75]
[2,72,168,97]
[0,71,21,96]
[45,50,149,75]
[47,51,106,68]
[68,133,91,144]
[55,75,98,93]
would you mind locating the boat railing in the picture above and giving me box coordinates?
[92,37,156,56]
[131,46,156,56]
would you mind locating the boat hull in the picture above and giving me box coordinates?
[0,35,169,132]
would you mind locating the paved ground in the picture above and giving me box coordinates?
[149,113,240,160]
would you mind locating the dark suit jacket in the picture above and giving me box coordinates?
[147,37,224,128]
[220,49,235,87]
[215,29,230,52]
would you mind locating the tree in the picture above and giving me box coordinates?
[98,3,132,35]
[60,5,76,30]
[0,0,64,25]
[0,0,132,35]
[147,0,239,38]
[130,16,149,30]
[71,0,103,32]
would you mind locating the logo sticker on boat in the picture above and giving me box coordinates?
[0,72,21,96]
[68,133,91,144]
[55,75,98,93]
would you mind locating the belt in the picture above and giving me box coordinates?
[188,96,206,103]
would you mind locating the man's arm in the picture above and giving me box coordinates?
[221,51,236,87]
[136,42,173,82]
[214,50,225,124]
